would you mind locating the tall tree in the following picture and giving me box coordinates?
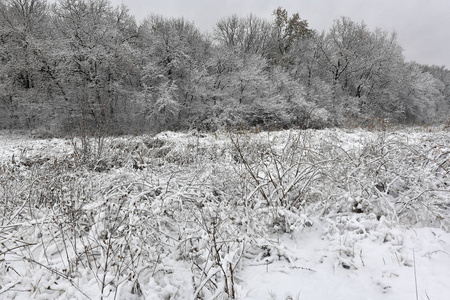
[422,65,450,120]
[269,7,312,63]
[214,14,272,55]
[315,17,405,121]
[51,0,138,134]
[137,15,209,130]
[397,63,444,122]
[0,0,52,128]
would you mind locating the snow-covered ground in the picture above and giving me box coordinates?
[0,127,449,299]
[240,225,450,300]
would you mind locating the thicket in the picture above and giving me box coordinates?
[1,0,449,135]
[1,128,449,298]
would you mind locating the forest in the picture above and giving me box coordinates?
[1,0,449,136]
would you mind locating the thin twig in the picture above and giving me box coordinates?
[413,249,419,300]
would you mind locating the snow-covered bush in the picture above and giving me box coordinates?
[1,127,449,299]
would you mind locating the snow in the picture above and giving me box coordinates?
[0,126,449,299]
[240,225,450,300]
[0,132,72,163]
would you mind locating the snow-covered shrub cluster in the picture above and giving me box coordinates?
[230,129,449,229]
[0,127,449,299]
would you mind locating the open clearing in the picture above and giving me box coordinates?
[1,127,449,299]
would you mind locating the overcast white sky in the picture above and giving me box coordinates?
[111,0,450,68]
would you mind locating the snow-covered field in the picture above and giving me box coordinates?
[0,127,449,300]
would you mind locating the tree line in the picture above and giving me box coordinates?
[1,0,449,135]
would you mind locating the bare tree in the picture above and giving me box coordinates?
[0,0,52,128]
[51,0,138,134]
[214,14,272,55]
